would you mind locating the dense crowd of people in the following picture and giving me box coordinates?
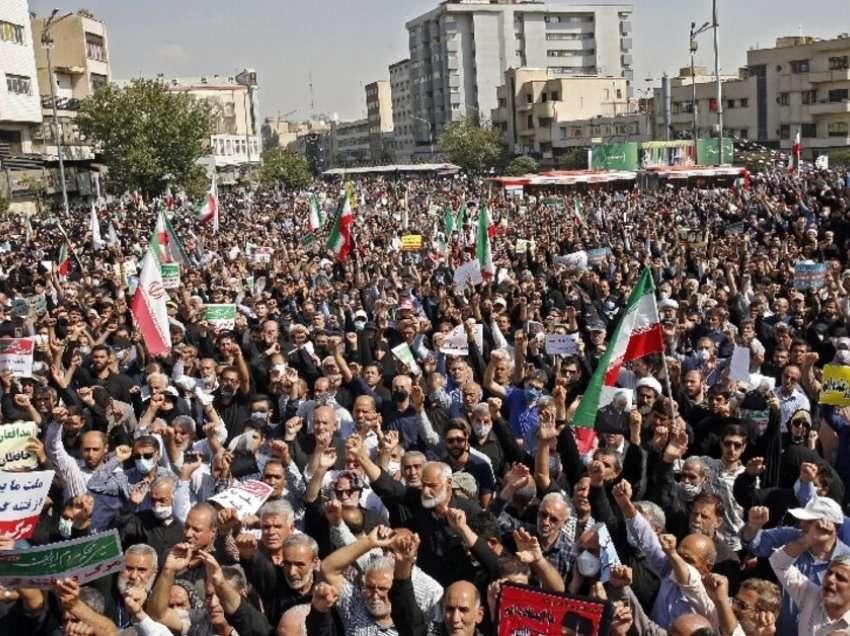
[0,164,849,636]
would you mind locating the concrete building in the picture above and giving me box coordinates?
[330,119,371,167]
[406,0,633,156]
[365,80,394,161]
[389,59,414,162]
[556,110,652,149]
[262,117,332,151]
[164,73,260,169]
[0,0,42,155]
[492,67,631,158]
[30,9,111,162]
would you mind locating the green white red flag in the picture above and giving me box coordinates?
[197,173,219,232]
[476,203,494,277]
[573,268,664,428]
[150,212,190,267]
[57,242,70,278]
[309,193,325,231]
[326,189,353,261]
[130,248,172,356]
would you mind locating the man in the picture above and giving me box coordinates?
[770,517,850,635]
[117,474,186,563]
[106,543,159,629]
[46,409,109,500]
[213,364,252,443]
[291,404,345,471]
[80,344,134,403]
[686,493,741,592]
[236,501,316,628]
[775,364,811,431]
[297,376,355,437]
[468,403,505,478]
[442,422,495,507]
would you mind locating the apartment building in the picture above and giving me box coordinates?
[0,0,42,155]
[389,59,414,161]
[365,80,394,162]
[330,119,371,167]
[406,0,633,156]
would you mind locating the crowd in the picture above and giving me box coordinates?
[0,163,848,636]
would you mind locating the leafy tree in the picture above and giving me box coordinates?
[77,79,214,196]
[259,147,313,190]
[829,149,850,168]
[437,115,506,174]
[505,155,539,176]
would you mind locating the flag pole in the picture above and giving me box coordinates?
[55,220,84,271]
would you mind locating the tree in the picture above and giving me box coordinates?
[505,155,539,176]
[437,115,506,174]
[259,147,313,190]
[77,79,214,196]
[829,148,850,168]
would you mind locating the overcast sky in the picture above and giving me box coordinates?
[29,0,850,121]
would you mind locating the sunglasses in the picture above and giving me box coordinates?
[445,437,466,445]
[133,451,156,460]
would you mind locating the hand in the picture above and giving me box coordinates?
[324,499,343,526]
[628,408,642,432]
[179,456,202,481]
[122,585,148,618]
[806,518,834,545]
[284,416,304,440]
[513,527,543,564]
[607,564,633,589]
[149,393,165,411]
[702,573,730,603]
[410,385,425,412]
[317,447,337,471]
[767,394,780,413]
[235,532,258,560]
[114,445,132,463]
[345,332,358,348]
[537,417,557,442]
[377,430,399,455]
[445,507,467,530]
[197,550,225,587]
[129,482,148,506]
[51,406,68,422]
[52,577,80,610]
[588,460,605,487]
[26,437,46,464]
[13,393,31,408]
[217,507,240,531]
[164,543,194,572]
[367,525,395,550]
[268,439,291,464]
[612,479,632,508]
[800,462,819,483]
[311,582,339,613]
[651,425,669,451]
[487,397,502,420]
[659,533,677,555]
[392,532,420,565]
[502,463,531,493]
[609,601,634,636]
[746,456,766,477]
[748,506,770,530]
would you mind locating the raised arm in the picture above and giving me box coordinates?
[320,525,395,593]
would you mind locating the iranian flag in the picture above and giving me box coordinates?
[573,268,665,428]
[476,203,494,278]
[130,248,172,356]
[326,189,353,261]
[309,193,325,231]
[573,197,586,225]
[57,242,71,278]
[150,211,190,267]
[790,130,801,174]
[197,173,219,231]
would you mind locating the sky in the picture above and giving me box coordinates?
[29,0,850,122]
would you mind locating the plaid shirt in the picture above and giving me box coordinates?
[496,506,578,580]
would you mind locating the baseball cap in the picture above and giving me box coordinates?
[353,309,368,321]
[788,496,844,525]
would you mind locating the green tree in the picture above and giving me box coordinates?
[77,79,214,196]
[505,155,539,176]
[437,115,506,174]
[829,148,850,168]
[259,147,313,190]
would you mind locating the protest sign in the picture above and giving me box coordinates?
[0,339,33,377]
[0,421,39,471]
[0,530,123,588]
[526,321,544,336]
[586,247,611,266]
[204,304,237,330]
[440,324,469,356]
[597,524,621,584]
[515,239,536,254]
[545,334,578,356]
[729,346,751,382]
[498,582,611,636]
[251,246,274,264]
[555,250,588,271]
[11,294,46,320]
[209,480,273,520]
[401,235,423,251]
[820,365,850,406]
[391,342,420,375]
[160,263,180,290]
[0,469,53,539]
[453,260,482,292]
[794,262,828,291]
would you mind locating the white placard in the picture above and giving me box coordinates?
[0,469,54,539]
[453,260,483,292]
[209,480,273,520]
[729,346,751,382]
[545,334,578,356]
[0,339,34,377]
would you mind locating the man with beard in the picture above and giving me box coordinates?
[441,422,495,508]
[46,408,110,500]
[78,343,134,403]
[212,365,252,444]
[685,493,741,593]
[236,503,317,629]
[117,474,187,564]
[100,543,160,628]
[291,405,346,472]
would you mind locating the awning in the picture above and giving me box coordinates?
[323,163,461,176]
[492,170,637,186]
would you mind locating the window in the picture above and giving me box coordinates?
[802,90,817,105]
[5,74,32,96]
[526,93,533,104]
[727,99,735,109]
[801,123,817,137]
[90,73,107,93]
[827,121,848,137]
[828,88,849,102]
[740,98,749,107]
[0,21,24,45]
[550,91,559,101]
[85,33,107,62]
[739,129,749,139]
[527,114,534,129]
[780,124,790,139]
[778,92,790,106]
[498,97,507,108]
[541,92,548,102]
[790,59,810,74]
[829,56,849,70]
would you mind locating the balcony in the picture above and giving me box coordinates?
[809,69,850,83]
[809,100,850,115]
[533,102,556,119]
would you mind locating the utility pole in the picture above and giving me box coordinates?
[712,0,724,164]
[41,9,69,216]
[690,20,711,144]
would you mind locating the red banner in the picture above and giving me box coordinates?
[498,583,611,635]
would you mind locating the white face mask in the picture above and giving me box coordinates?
[135,457,156,474]
[472,422,492,438]
[58,517,73,538]
[678,481,702,501]
[153,505,173,521]
[387,460,401,475]
[576,550,601,577]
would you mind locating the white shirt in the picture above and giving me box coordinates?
[770,547,850,635]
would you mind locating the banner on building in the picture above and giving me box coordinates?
[590,142,639,171]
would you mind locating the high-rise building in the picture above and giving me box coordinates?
[406,0,633,156]
[389,59,414,162]
[0,0,42,155]
[365,80,394,162]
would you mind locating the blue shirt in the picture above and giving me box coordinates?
[747,526,850,636]
[505,386,540,440]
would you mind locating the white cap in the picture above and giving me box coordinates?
[635,376,663,396]
[659,299,679,310]
[788,496,844,526]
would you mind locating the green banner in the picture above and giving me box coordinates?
[0,530,123,587]
[696,138,734,166]
[591,143,639,171]
[204,304,237,330]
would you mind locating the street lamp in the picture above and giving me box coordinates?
[711,0,725,164]
[235,69,258,164]
[41,8,73,216]
[689,20,711,144]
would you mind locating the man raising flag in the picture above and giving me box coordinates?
[130,247,172,356]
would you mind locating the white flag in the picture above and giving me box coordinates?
[90,203,103,250]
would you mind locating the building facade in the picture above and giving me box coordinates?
[365,80,394,162]
[0,0,42,155]
[330,119,371,166]
[406,0,633,156]
[389,59,414,162]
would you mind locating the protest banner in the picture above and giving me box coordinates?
[0,469,53,539]
[391,342,420,375]
[401,234,423,251]
[498,583,611,636]
[0,421,39,471]
[820,364,850,407]
[526,321,544,336]
[725,221,746,236]
[11,294,46,320]
[545,334,578,356]
[555,250,588,271]
[209,480,273,520]
[794,262,828,291]
[453,260,482,292]
[586,247,612,266]
[160,263,180,290]
[251,247,274,264]
[440,324,468,356]
[0,530,123,588]
[515,239,536,254]
[0,339,34,377]
[204,304,237,330]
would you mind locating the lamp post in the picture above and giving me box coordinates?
[235,69,258,164]
[689,20,711,144]
[712,0,724,164]
[41,9,72,216]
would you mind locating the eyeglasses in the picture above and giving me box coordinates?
[722,440,744,450]
[445,437,467,445]
[334,488,359,497]
[132,452,156,460]
[732,598,777,614]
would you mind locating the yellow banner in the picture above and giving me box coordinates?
[401,234,423,251]
[819,364,850,406]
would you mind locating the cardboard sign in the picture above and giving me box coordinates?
[209,479,274,520]
[515,239,536,254]
[820,364,850,406]
[391,342,420,375]
[794,263,827,291]
[204,304,237,330]
[401,235,423,251]
[545,334,578,356]
[0,339,34,377]
[0,421,39,471]
[729,346,751,382]
[0,470,54,539]
[440,324,484,356]
[498,583,611,636]
[160,263,181,290]
[453,260,483,292]
[587,247,611,266]
[251,247,274,264]
[0,530,123,588]
[11,294,46,320]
